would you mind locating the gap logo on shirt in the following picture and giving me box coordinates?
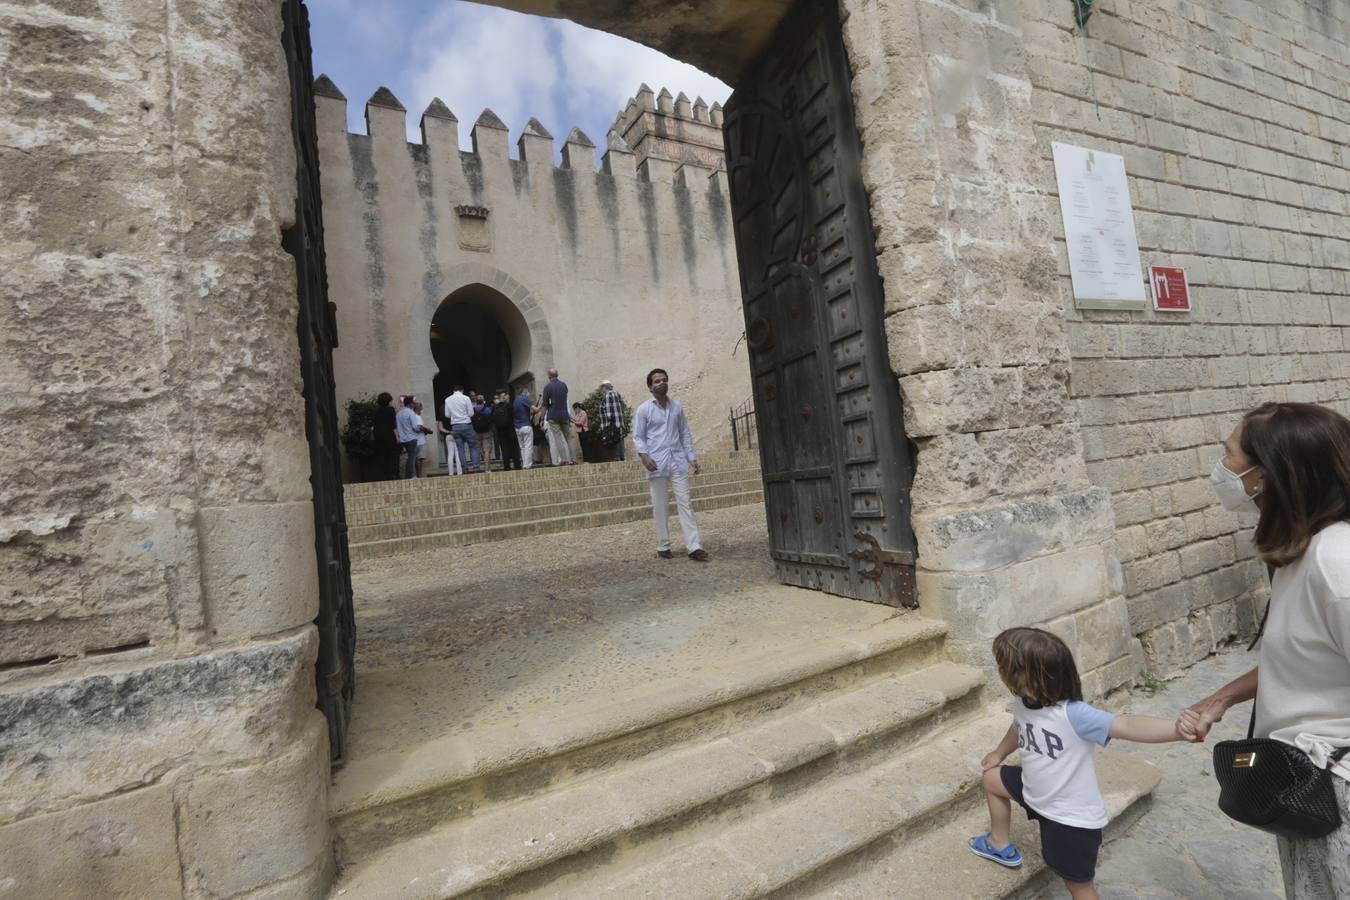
[1017,721,1066,760]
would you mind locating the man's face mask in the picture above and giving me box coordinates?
[652,382,669,397]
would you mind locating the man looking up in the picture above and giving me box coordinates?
[633,368,707,561]
[540,368,575,466]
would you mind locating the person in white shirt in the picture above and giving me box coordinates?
[972,627,1185,899]
[1180,402,1350,899]
[632,368,707,561]
[443,385,481,474]
[412,400,430,478]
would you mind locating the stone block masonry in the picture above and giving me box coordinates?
[838,0,1349,686]
[315,81,751,474]
[1025,0,1350,673]
[0,1,331,897]
[839,0,1140,699]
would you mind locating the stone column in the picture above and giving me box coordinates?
[0,1,331,897]
[838,0,1137,697]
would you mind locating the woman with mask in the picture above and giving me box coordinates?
[1178,402,1350,899]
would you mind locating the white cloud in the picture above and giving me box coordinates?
[399,4,730,153]
[556,24,730,130]
[404,5,557,147]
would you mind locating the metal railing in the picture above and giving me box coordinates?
[729,397,758,452]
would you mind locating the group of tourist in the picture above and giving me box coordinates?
[371,371,631,479]
[369,366,710,563]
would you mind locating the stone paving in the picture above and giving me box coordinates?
[1041,647,1284,900]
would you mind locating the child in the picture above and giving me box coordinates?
[969,627,1186,900]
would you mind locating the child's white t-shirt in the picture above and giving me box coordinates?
[1012,698,1116,829]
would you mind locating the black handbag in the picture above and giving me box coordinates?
[1213,714,1346,838]
[1212,597,1348,838]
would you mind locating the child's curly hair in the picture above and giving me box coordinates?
[992,627,1084,707]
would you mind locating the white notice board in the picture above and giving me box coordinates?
[1052,142,1146,311]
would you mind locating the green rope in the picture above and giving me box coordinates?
[1074,0,1102,121]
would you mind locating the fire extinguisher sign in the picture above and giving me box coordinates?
[1149,266,1191,312]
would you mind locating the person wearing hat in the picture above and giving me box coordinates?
[598,378,627,462]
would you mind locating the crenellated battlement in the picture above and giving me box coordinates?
[314,77,727,193]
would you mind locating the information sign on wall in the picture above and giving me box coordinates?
[1149,266,1191,312]
[1052,142,1147,311]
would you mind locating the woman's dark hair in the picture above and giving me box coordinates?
[376,392,392,406]
[646,367,668,387]
[992,627,1083,707]
[1240,402,1350,567]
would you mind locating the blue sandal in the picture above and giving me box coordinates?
[969,832,1023,868]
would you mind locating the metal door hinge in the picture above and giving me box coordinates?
[849,531,918,608]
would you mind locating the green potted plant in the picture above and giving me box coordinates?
[340,395,381,482]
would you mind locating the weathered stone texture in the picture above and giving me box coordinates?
[841,0,1135,690]
[1,1,329,897]
[0,784,183,900]
[0,0,313,665]
[0,630,318,828]
[1028,0,1350,670]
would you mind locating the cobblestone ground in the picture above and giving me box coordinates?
[1042,647,1284,900]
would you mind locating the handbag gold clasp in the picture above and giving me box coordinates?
[1233,752,1257,768]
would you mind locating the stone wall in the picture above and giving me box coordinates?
[839,0,1137,697]
[840,0,1348,682]
[0,2,331,897]
[1025,0,1349,673]
[315,82,750,472]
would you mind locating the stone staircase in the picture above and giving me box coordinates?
[343,452,764,562]
[328,615,1160,899]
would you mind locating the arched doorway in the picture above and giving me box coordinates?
[428,282,537,459]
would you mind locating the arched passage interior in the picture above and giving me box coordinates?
[429,282,535,423]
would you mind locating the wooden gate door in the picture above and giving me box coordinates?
[281,0,357,759]
[724,0,918,607]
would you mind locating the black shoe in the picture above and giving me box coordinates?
[657,550,674,559]
[688,549,709,562]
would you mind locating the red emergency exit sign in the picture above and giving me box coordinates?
[1149,266,1191,312]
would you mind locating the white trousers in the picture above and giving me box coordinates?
[650,468,701,553]
[516,425,534,469]
[546,419,574,465]
[445,435,464,475]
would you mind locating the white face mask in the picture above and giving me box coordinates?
[1210,459,1260,512]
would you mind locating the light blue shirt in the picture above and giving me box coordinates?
[632,396,696,480]
[395,406,421,443]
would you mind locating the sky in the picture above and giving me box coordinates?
[308,0,731,168]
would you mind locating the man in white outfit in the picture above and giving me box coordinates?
[633,367,708,561]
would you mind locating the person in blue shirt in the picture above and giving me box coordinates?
[540,369,575,466]
[394,395,422,480]
[513,388,535,470]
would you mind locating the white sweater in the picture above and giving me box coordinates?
[1258,522,1350,773]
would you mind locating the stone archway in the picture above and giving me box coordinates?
[407,262,553,466]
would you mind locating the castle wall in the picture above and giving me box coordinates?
[315,86,751,471]
[1028,0,1350,674]
[0,1,330,897]
[839,0,1349,686]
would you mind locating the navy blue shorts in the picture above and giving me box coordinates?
[1001,765,1103,884]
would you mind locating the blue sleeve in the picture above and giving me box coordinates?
[1065,701,1115,746]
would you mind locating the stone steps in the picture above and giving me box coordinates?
[343,451,759,505]
[344,451,764,560]
[334,661,987,899]
[345,467,763,526]
[544,715,1159,900]
[347,477,763,542]
[329,615,956,897]
[347,488,765,561]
